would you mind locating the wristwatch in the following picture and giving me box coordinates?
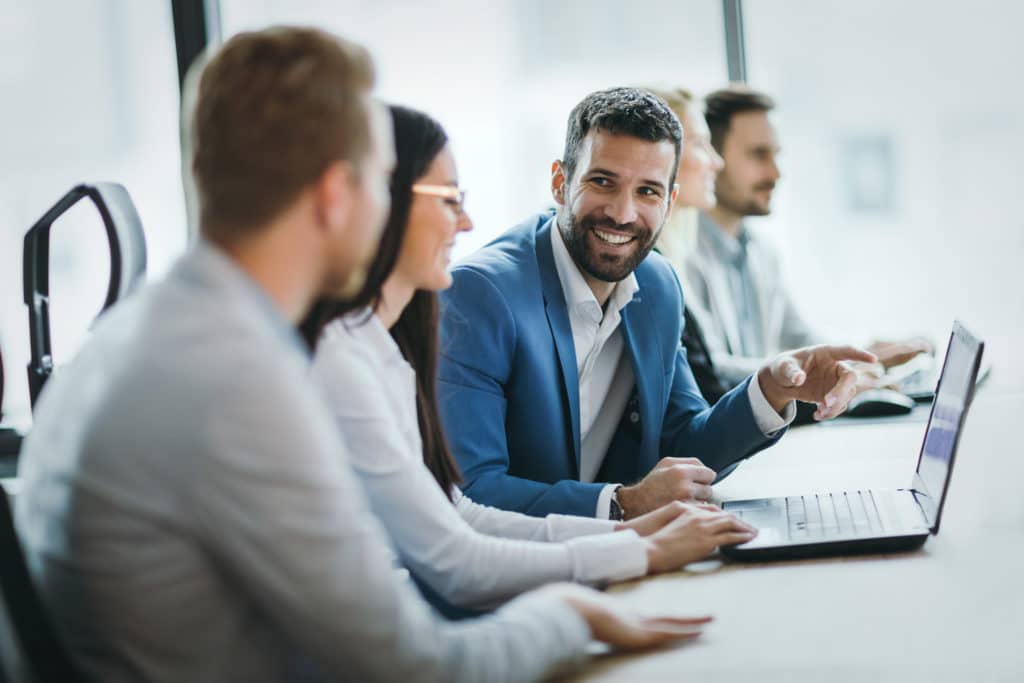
[608,485,625,521]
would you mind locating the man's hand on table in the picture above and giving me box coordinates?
[616,457,716,518]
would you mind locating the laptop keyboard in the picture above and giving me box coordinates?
[785,491,884,540]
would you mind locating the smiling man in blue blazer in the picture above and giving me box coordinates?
[438,87,874,520]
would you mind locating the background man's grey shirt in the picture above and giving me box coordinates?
[684,213,820,386]
[700,213,765,358]
[14,243,589,683]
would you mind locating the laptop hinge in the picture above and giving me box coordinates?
[909,480,939,533]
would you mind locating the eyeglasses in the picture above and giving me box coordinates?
[411,184,467,214]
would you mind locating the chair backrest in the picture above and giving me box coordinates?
[22,183,147,410]
[0,343,22,472]
[0,341,5,422]
[0,486,88,682]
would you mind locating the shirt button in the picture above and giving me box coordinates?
[629,412,640,424]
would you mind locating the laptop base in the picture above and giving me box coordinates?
[717,321,983,565]
[720,532,928,562]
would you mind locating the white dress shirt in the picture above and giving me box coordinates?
[311,311,649,609]
[15,243,592,683]
[549,226,795,519]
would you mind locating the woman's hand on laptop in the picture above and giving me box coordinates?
[616,500,720,537]
[640,505,757,573]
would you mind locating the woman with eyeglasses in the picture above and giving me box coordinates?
[300,104,755,613]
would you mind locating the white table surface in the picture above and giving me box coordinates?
[560,378,1024,682]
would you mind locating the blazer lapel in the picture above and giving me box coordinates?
[535,219,582,476]
[619,293,662,470]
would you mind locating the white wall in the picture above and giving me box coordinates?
[222,0,1024,359]
[5,0,1020,421]
[219,0,728,257]
[744,0,1024,353]
[0,0,185,424]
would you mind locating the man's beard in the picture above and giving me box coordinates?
[323,233,378,299]
[332,265,368,299]
[558,210,659,283]
[743,183,774,216]
[719,180,775,217]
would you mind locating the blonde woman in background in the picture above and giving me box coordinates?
[646,87,732,404]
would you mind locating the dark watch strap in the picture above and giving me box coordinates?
[608,486,625,521]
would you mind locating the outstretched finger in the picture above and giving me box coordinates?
[706,514,757,535]
[605,615,708,651]
[685,465,718,485]
[686,483,714,502]
[647,502,689,524]
[715,530,759,547]
[632,619,707,643]
[820,367,859,419]
[630,628,703,649]
[646,615,714,627]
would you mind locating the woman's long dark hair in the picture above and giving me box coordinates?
[299,105,462,500]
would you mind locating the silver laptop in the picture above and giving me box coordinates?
[721,321,983,561]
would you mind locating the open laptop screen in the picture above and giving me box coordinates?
[916,323,982,505]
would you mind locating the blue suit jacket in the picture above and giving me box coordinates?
[438,212,781,517]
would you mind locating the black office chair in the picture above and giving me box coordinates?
[0,486,89,682]
[0,343,19,471]
[0,342,5,422]
[22,183,147,410]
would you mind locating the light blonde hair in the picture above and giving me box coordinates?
[643,86,696,122]
[643,86,700,267]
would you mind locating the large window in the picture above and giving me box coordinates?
[9,0,1012,423]
[219,0,728,259]
[743,0,1024,346]
[0,1,186,425]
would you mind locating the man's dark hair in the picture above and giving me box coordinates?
[562,86,683,187]
[704,85,775,153]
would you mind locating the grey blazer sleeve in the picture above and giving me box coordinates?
[192,356,590,683]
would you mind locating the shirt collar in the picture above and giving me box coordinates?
[323,308,405,368]
[188,241,310,359]
[549,218,639,320]
[699,211,751,268]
